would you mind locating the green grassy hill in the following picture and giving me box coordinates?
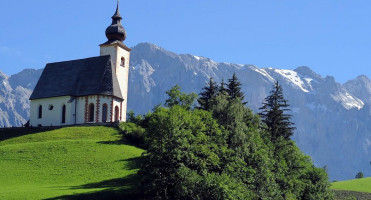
[331,178,371,193]
[0,126,144,199]
[331,178,371,200]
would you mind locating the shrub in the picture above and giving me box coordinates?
[355,172,364,179]
[119,122,146,147]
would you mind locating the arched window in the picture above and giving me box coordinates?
[102,104,108,122]
[38,105,42,119]
[61,105,66,124]
[89,103,95,122]
[120,57,125,67]
[114,106,119,122]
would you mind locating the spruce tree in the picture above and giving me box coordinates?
[227,73,246,104]
[259,81,295,140]
[197,77,219,111]
[219,78,228,95]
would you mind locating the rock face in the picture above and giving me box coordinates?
[0,69,42,127]
[2,42,371,180]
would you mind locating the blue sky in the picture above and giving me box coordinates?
[1,0,371,83]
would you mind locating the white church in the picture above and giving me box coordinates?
[29,2,130,127]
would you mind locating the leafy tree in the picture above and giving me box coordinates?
[119,122,146,147]
[355,172,364,179]
[137,80,333,200]
[210,92,280,199]
[259,81,295,141]
[165,85,197,110]
[197,77,219,111]
[127,110,143,125]
[300,166,334,200]
[227,72,246,103]
[139,105,239,199]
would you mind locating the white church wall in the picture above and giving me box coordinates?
[75,95,99,124]
[100,44,130,122]
[112,98,122,122]
[99,96,113,122]
[30,96,72,127]
[75,96,87,125]
[30,95,125,126]
[74,95,123,124]
[116,47,130,122]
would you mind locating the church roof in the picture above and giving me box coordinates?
[29,55,123,100]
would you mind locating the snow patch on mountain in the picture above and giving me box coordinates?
[330,92,364,110]
[251,67,275,82]
[193,55,202,61]
[273,69,309,92]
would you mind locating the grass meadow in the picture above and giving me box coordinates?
[0,126,144,199]
[331,177,371,193]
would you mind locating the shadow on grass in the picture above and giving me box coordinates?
[120,157,142,170]
[0,127,62,142]
[44,174,143,200]
[96,140,127,145]
[97,137,146,150]
[44,157,144,200]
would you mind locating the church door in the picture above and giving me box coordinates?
[89,103,95,122]
[102,104,108,122]
[114,106,119,122]
[61,105,66,124]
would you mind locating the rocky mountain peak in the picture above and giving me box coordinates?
[294,66,322,80]
[344,75,371,105]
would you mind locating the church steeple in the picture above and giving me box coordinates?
[112,1,122,19]
[100,0,131,123]
[105,0,126,42]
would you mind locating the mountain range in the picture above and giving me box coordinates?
[1,42,371,181]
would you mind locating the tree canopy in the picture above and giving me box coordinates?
[124,78,333,199]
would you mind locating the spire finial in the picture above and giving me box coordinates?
[104,0,126,42]
[112,0,122,19]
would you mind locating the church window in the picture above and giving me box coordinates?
[48,104,54,110]
[89,103,95,122]
[38,105,42,119]
[120,57,125,67]
[114,106,119,122]
[61,105,66,124]
[102,104,108,122]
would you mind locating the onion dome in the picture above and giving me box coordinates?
[105,1,126,42]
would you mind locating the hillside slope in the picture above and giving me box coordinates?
[332,178,371,200]
[0,126,143,199]
[332,177,371,193]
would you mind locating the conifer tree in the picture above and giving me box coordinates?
[197,77,219,111]
[259,81,295,140]
[227,73,246,104]
[219,78,228,95]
